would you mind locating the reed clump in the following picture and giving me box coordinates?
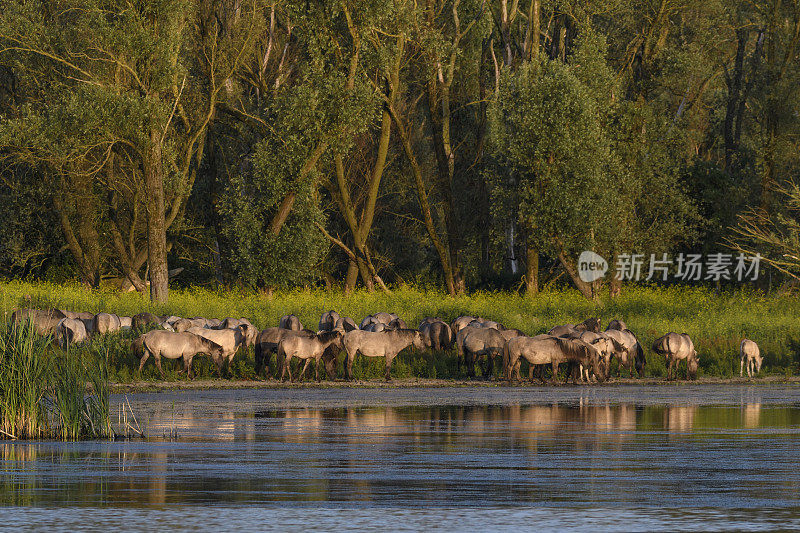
[0,319,111,440]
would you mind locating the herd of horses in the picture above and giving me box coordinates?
[9,307,764,383]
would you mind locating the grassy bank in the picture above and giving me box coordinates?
[1,280,799,380]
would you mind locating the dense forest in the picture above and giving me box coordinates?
[0,0,798,302]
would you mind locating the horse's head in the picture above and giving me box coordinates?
[412,330,427,351]
[635,346,646,376]
[587,343,606,382]
[688,353,699,379]
[205,340,225,363]
[580,317,601,333]
[238,324,258,347]
[754,354,763,373]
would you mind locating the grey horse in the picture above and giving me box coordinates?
[279,314,303,331]
[279,331,343,382]
[132,331,224,379]
[740,339,762,377]
[504,335,605,384]
[652,332,699,380]
[253,327,316,378]
[343,329,426,381]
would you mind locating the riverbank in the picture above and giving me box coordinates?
[109,375,800,393]
[3,280,800,379]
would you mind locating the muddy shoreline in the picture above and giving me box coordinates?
[110,374,800,393]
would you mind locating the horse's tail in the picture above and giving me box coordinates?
[502,341,510,380]
[635,341,645,366]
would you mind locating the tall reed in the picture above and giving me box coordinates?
[0,320,50,438]
[0,318,111,440]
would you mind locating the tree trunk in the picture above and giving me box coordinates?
[525,242,538,295]
[344,260,359,293]
[144,128,169,303]
[53,195,96,287]
[557,249,596,300]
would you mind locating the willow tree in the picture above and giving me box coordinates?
[0,0,260,301]
[489,30,695,299]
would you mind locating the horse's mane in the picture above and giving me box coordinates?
[316,330,342,343]
[392,328,419,339]
[606,335,626,353]
[555,337,596,361]
[198,336,223,351]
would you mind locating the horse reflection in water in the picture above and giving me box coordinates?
[665,405,697,432]
[275,399,642,452]
[743,403,761,428]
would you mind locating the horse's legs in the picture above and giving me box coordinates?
[138,348,151,375]
[315,356,321,382]
[154,354,165,380]
[384,353,396,381]
[344,349,355,381]
[299,359,311,382]
[284,355,293,382]
[466,351,476,379]
[484,353,495,380]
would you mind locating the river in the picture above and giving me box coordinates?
[2,385,799,531]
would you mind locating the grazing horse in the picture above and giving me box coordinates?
[458,327,508,378]
[188,325,251,375]
[132,312,162,331]
[279,314,303,331]
[93,312,122,336]
[132,331,224,379]
[343,329,426,381]
[334,316,358,332]
[319,310,341,331]
[570,331,621,380]
[740,339,762,378]
[387,317,407,330]
[215,317,252,330]
[548,318,602,338]
[450,316,479,334]
[420,319,454,351]
[504,335,605,384]
[607,319,627,331]
[253,328,316,378]
[55,318,88,349]
[171,318,194,333]
[603,328,646,377]
[652,332,699,380]
[12,308,65,336]
[279,331,343,382]
[499,329,525,342]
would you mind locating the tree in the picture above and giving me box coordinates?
[0,0,260,301]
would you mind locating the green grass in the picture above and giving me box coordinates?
[2,280,799,380]
[0,318,112,440]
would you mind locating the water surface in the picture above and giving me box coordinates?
[3,385,800,531]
